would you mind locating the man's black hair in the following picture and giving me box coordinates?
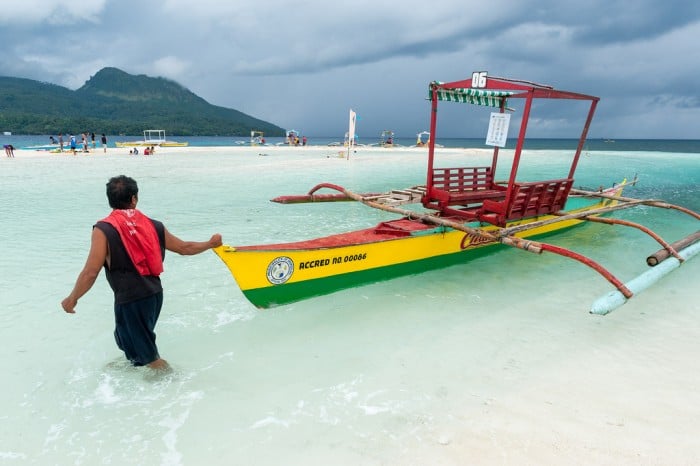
[106,175,138,209]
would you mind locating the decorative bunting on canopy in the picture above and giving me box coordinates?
[429,82,513,108]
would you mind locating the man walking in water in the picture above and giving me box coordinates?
[61,175,222,371]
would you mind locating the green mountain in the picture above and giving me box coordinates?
[0,67,285,136]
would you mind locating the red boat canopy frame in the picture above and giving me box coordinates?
[424,74,600,226]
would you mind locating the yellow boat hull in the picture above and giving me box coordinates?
[214,191,621,308]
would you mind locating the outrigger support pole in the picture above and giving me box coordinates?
[569,188,700,221]
[316,183,635,301]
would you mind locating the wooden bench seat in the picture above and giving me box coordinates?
[480,178,574,226]
[428,166,505,206]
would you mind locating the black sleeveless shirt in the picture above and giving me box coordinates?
[94,219,166,304]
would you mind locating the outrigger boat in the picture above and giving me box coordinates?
[115,129,188,147]
[415,131,430,147]
[283,129,301,146]
[250,130,265,146]
[413,131,443,148]
[380,130,395,147]
[214,73,699,313]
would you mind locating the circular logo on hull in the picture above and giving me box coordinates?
[266,256,294,285]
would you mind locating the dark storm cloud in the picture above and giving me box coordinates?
[1,0,699,138]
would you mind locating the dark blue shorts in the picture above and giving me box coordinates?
[113,292,164,366]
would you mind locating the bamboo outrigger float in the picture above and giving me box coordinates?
[214,72,699,312]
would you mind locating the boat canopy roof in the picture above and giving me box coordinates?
[429,76,599,108]
[429,83,513,108]
[144,129,167,142]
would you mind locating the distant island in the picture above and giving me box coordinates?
[0,67,285,136]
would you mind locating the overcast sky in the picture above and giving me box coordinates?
[2,0,699,139]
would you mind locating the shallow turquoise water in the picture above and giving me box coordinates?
[0,147,698,464]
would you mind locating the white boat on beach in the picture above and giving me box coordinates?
[115,130,188,148]
[412,131,442,148]
[23,143,61,152]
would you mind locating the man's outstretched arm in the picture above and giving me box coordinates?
[61,228,108,313]
[164,229,222,256]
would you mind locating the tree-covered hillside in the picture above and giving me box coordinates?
[0,67,285,136]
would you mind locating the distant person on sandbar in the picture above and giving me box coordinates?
[101,134,107,153]
[61,175,223,371]
[70,135,77,155]
[4,144,15,157]
[58,133,64,152]
[91,132,96,149]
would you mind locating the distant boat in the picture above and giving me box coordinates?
[115,130,188,148]
[250,130,265,146]
[415,131,430,146]
[604,138,615,143]
[413,131,442,148]
[279,129,301,146]
[3,131,11,136]
[326,131,360,147]
[380,130,395,147]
